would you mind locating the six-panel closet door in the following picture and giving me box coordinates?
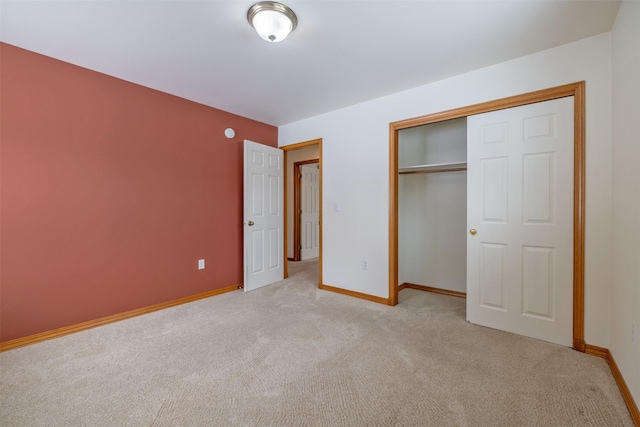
[466,97,574,346]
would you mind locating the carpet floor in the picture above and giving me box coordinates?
[0,259,633,426]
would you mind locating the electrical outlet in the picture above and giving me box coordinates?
[633,321,637,345]
[363,259,369,270]
[198,259,205,270]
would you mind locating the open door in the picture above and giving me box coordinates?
[244,140,284,292]
[300,163,320,260]
[466,97,574,346]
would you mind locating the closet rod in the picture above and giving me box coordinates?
[399,167,467,175]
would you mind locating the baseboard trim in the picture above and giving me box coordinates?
[584,343,609,359]
[585,344,639,426]
[574,338,587,352]
[319,283,391,305]
[607,349,640,426]
[0,284,242,353]
[399,283,467,299]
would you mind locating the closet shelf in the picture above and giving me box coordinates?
[399,161,467,174]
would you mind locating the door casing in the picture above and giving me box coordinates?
[389,82,586,351]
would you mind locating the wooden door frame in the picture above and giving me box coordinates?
[282,139,323,285]
[389,82,586,352]
[292,159,320,262]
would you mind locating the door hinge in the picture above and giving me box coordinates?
[298,174,302,180]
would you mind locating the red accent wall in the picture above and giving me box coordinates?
[0,43,277,342]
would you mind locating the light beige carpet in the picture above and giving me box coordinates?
[0,259,633,426]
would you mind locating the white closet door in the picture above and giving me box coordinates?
[466,97,574,346]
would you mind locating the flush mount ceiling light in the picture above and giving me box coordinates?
[247,2,298,43]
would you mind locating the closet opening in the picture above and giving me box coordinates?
[397,118,468,301]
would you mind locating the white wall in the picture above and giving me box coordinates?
[285,145,320,259]
[398,119,467,292]
[611,0,640,405]
[279,33,613,346]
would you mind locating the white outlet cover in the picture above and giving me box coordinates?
[198,259,205,270]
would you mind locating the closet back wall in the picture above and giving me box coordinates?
[0,43,278,342]
[398,119,467,293]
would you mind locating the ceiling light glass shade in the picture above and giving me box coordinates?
[247,2,298,43]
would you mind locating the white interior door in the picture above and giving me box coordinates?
[244,140,284,292]
[466,97,574,346]
[300,163,320,260]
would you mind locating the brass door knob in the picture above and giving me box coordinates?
[248,221,255,226]
[469,229,477,235]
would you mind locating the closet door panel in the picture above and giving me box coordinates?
[523,153,555,224]
[522,245,555,320]
[479,243,508,310]
[480,157,508,223]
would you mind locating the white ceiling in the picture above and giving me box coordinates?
[0,0,621,126]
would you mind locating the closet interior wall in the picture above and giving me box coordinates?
[398,118,468,294]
